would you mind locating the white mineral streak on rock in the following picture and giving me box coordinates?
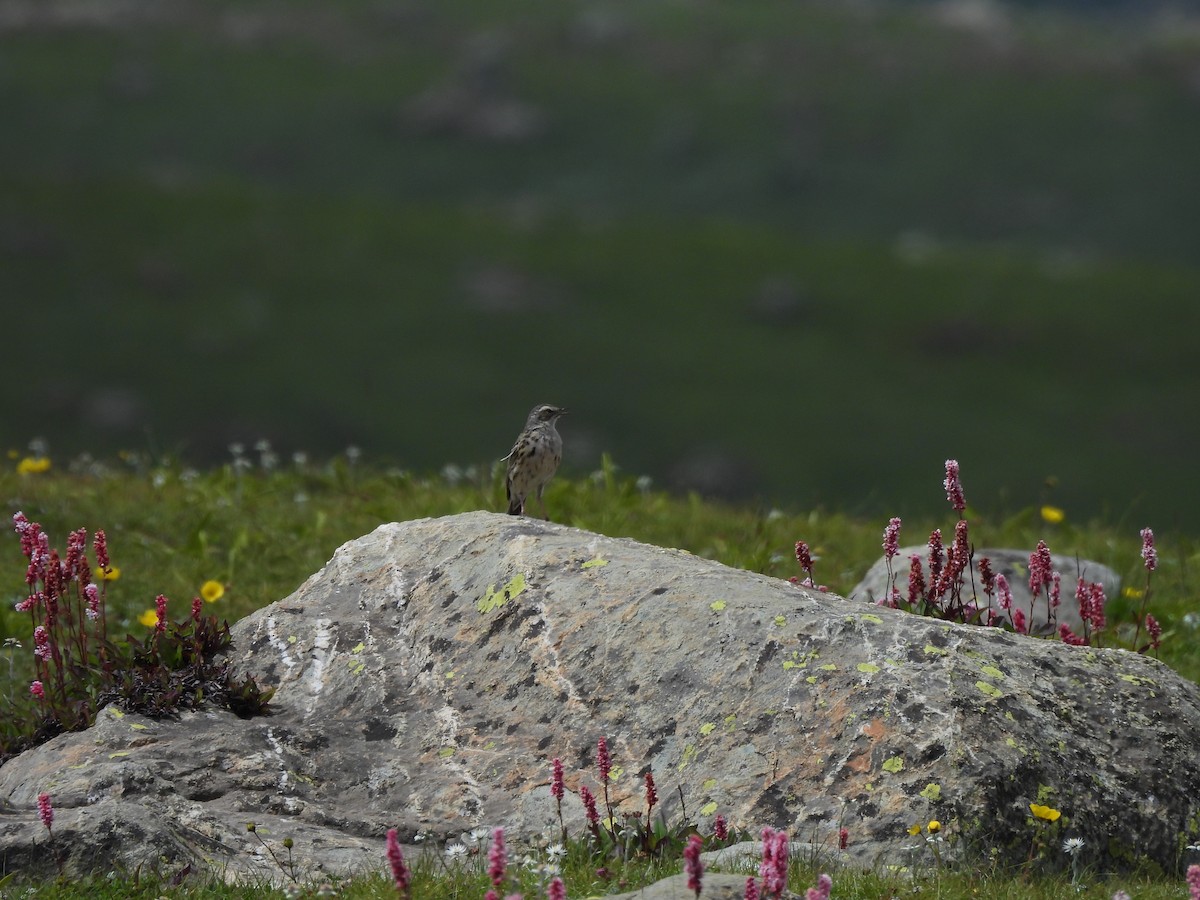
[265,615,296,670]
[264,726,290,789]
[302,618,334,714]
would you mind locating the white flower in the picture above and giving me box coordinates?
[1063,837,1085,855]
[546,843,566,861]
[445,844,468,860]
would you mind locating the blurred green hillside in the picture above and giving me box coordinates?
[3,0,1199,528]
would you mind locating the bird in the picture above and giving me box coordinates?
[502,404,567,519]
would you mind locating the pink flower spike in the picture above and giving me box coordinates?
[154,594,168,634]
[883,518,902,560]
[580,784,599,825]
[995,574,1013,612]
[93,529,110,571]
[1140,527,1158,572]
[714,814,728,841]
[943,459,966,512]
[37,792,53,833]
[1188,864,1200,900]
[596,736,611,783]
[644,771,658,812]
[743,876,759,900]
[805,874,832,900]
[33,625,51,661]
[1029,540,1052,596]
[488,827,508,888]
[550,758,564,801]
[547,876,566,900]
[1012,608,1027,635]
[1059,623,1088,646]
[30,680,44,700]
[907,555,926,605]
[84,583,100,620]
[1146,614,1162,650]
[191,596,203,623]
[684,834,704,899]
[838,827,849,850]
[385,828,411,895]
[1049,572,1062,610]
[794,541,813,570]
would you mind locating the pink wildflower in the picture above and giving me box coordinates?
[644,771,658,813]
[943,459,966,512]
[1012,608,1027,635]
[1146,614,1162,650]
[927,529,944,587]
[1059,623,1088,646]
[1187,864,1200,900]
[744,876,759,900]
[550,758,564,802]
[15,593,36,613]
[93,529,110,571]
[995,574,1013,612]
[1140,527,1158,572]
[30,680,44,700]
[580,784,599,825]
[1049,572,1062,611]
[547,877,566,900]
[883,518,902,559]
[760,828,788,899]
[794,541,813,571]
[33,625,51,661]
[805,874,832,900]
[84,583,100,620]
[154,594,168,634]
[714,814,728,841]
[838,827,849,850]
[907,555,925,605]
[37,792,53,833]
[385,828,411,896]
[487,827,508,888]
[1029,540,1053,597]
[191,596,202,623]
[684,834,704,899]
[1088,582,1107,631]
[596,736,611,783]
[978,556,995,597]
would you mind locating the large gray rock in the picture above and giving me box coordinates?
[1,512,1196,884]
[850,545,1121,636]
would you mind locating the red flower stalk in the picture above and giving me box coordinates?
[191,596,203,623]
[714,814,728,842]
[1012,608,1027,635]
[943,459,966,513]
[37,792,53,834]
[995,574,1013,612]
[744,876,759,900]
[487,827,508,888]
[154,594,168,634]
[838,827,848,850]
[33,625,51,661]
[759,828,788,899]
[1140,527,1158,572]
[93,529,110,571]
[550,757,564,802]
[684,834,704,899]
[1059,623,1088,646]
[385,828,411,897]
[794,541,813,571]
[927,529,944,590]
[1187,863,1200,900]
[883,518,902,560]
[1146,614,1162,651]
[547,876,566,900]
[30,680,44,700]
[1029,540,1052,597]
[596,736,611,783]
[1049,572,1061,611]
[644,771,658,815]
[580,784,599,826]
[84,583,100,621]
[907,555,925,606]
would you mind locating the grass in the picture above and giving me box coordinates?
[2,449,1199,898]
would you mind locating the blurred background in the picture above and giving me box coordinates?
[3,0,1199,529]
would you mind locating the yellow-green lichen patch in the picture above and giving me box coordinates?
[699,801,718,816]
[129,723,148,732]
[699,722,716,737]
[678,744,698,771]
[703,778,718,791]
[923,645,949,657]
[857,662,881,674]
[882,756,905,774]
[581,557,608,569]
[979,664,1005,680]
[1119,673,1157,687]
[350,641,365,654]
[477,574,527,613]
[859,614,884,625]
[723,715,737,732]
[1005,737,1028,756]
[710,600,727,612]
[438,747,455,758]
[773,615,787,627]
[919,783,942,802]
[975,680,1003,698]
[818,663,837,671]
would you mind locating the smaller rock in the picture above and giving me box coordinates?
[850,545,1120,636]
[608,873,798,900]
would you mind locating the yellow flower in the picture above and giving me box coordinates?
[1040,505,1065,524]
[138,609,158,628]
[1122,586,1145,600]
[907,823,921,836]
[200,580,225,603]
[1030,803,1061,822]
[927,820,941,833]
[16,456,51,475]
[96,565,121,582]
